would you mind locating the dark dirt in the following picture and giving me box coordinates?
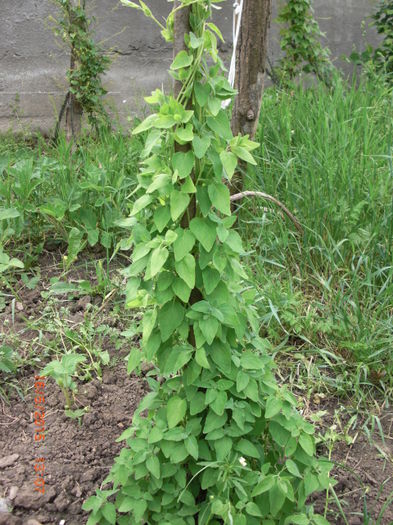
[0,365,147,525]
[1,249,393,524]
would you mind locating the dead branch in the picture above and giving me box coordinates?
[229,190,303,234]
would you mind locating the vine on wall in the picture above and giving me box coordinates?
[83,1,333,523]
[51,0,110,138]
[275,0,334,86]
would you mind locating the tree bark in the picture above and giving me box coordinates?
[65,0,84,141]
[230,0,272,195]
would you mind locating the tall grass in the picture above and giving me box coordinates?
[240,76,393,395]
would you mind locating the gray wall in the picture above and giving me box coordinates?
[0,1,379,134]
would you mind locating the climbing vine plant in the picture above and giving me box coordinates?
[275,0,334,86]
[51,0,110,134]
[373,0,393,79]
[84,1,333,523]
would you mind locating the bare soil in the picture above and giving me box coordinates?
[0,250,392,524]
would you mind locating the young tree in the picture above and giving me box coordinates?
[230,0,272,196]
[51,0,110,141]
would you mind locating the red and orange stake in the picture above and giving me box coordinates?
[33,376,46,494]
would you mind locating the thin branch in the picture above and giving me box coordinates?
[230,190,303,234]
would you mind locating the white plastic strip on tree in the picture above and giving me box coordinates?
[222,0,244,109]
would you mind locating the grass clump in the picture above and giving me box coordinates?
[239,75,393,397]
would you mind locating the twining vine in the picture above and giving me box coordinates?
[372,0,393,79]
[51,0,110,139]
[83,1,333,523]
[274,0,334,86]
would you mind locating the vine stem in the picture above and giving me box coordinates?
[229,190,303,234]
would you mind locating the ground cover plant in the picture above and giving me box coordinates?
[0,130,142,273]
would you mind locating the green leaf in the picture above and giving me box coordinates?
[127,348,141,374]
[240,351,264,370]
[220,151,238,180]
[236,439,260,459]
[199,317,219,345]
[206,110,233,141]
[189,218,216,252]
[265,396,283,419]
[284,514,309,525]
[193,135,211,159]
[194,82,210,107]
[160,344,193,375]
[285,458,302,478]
[0,208,20,221]
[171,50,193,70]
[149,246,169,277]
[195,347,210,369]
[245,502,262,518]
[185,436,199,460]
[236,371,249,392]
[146,455,160,479]
[131,194,153,215]
[208,96,221,116]
[170,190,190,221]
[158,301,185,342]
[148,426,163,444]
[214,436,232,461]
[167,396,187,428]
[189,32,204,49]
[269,481,286,516]
[175,124,194,143]
[251,475,274,497]
[133,113,159,134]
[154,206,171,232]
[174,229,195,261]
[175,253,195,289]
[203,410,227,433]
[39,199,67,220]
[232,145,257,165]
[172,151,194,179]
[190,391,205,415]
[299,433,315,456]
[202,267,221,294]
[210,341,232,374]
[102,503,116,524]
[211,390,227,416]
[208,181,231,216]
[312,516,330,525]
[172,278,191,303]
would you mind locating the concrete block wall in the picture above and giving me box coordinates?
[0,0,379,134]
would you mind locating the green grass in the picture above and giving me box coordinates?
[0,128,142,268]
[239,75,393,399]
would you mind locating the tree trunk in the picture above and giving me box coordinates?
[65,0,83,141]
[230,0,272,195]
[65,52,83,141]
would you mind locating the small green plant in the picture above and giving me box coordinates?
[42,353,87,408]
[0,131,141,267]
[275,0,334,86]
[84,1,333,523]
